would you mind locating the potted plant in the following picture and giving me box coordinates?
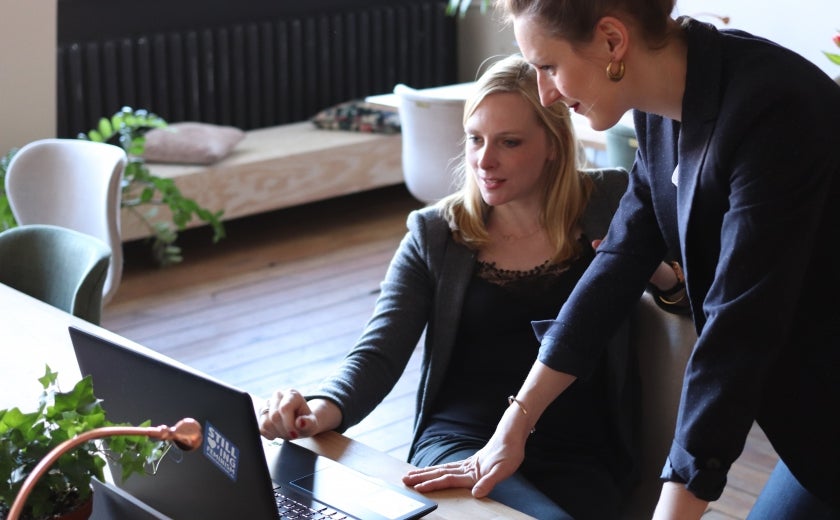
[0,107,225,266]
[825,29,840,85]
[445,0,491,17]
[0,366,166,520]
[824,29,840,65]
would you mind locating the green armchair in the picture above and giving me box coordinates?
[0,224,111,324]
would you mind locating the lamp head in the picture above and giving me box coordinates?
[170,418,203,451]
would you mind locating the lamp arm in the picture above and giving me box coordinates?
[7,418,202,520]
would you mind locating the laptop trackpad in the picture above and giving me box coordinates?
[291,465,431,520]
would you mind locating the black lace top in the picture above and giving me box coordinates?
[419,238,612,454]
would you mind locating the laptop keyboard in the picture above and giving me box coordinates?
[274,487,351,520]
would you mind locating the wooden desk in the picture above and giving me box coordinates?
[0,283,532,519]
[1,282,100,409]
[366,82,635,152]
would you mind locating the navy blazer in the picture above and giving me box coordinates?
[537,18,840,505]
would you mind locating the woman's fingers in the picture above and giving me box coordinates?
[258,389,313,440]
[402,460,479,491]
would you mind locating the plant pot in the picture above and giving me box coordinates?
[53,495,93,520]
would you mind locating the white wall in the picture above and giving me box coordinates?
[458,0,840,82]
[0,0,57,154]
[457,6,517,82]
[676,0,840,79]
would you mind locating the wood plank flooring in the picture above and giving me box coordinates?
[101,184,776,519]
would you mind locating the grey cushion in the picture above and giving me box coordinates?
[143,122,245,165]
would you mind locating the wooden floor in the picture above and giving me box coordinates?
[101,184,777,519]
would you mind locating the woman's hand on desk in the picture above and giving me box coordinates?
[258,389,341,440]
[402,404,530,497]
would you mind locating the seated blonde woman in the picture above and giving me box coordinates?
[259,54,681,519]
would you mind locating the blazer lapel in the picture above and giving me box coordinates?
[676,19,723,302]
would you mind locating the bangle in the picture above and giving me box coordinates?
[507,395,529,415]
[658,291,687,305]
[508,396,536,434]
[654,260,685,301]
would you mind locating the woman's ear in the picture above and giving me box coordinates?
[596,16,630,60]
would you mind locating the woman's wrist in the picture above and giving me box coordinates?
[500,395,537,443]
[653,482,709,520]
[651,260,685,292]
[308,398,343,434]
[648,261,690,314]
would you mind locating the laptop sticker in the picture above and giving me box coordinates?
[204,421,240,481]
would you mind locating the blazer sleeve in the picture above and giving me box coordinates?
[535,165,668,378]
[308,209,437,431]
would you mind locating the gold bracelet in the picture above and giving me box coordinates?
[507,396,536,434]
[507,395,529,415]
[658,290,687,305]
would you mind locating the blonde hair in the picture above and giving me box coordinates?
[436,54,592,265]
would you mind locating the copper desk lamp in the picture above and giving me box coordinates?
[6,418,202,520]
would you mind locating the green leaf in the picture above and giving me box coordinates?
[140,186,155,203]
[445,0,486,17]
[111,112,125,130]
[824,51,840,65]
[87,129,104,142]
[38,365,58,389]
[445,0,459,16]
[97,118,114,140]
[128,136,146,156]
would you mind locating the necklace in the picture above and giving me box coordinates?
[498,227,542,241]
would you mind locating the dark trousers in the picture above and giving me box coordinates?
[411,433,621,520]
[747,460,840,520]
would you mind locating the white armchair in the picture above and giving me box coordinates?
[393,83,465,204]
[4,138,127,305]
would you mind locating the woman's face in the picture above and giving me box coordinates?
[513,15,622,131]
[465,92,554,208]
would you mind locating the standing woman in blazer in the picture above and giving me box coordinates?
[403,1,840,519]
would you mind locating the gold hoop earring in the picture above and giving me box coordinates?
[606,59,625,82]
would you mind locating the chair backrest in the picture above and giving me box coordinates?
[394,83,465,203]
[0,224,111,324]
[4,138,126,304]
[620,292,697,519]
[605,123,638,172]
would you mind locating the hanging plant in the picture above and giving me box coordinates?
[78,107,226,266]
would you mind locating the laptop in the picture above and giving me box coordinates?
[90,478,172,520]
[69,326,437,520]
